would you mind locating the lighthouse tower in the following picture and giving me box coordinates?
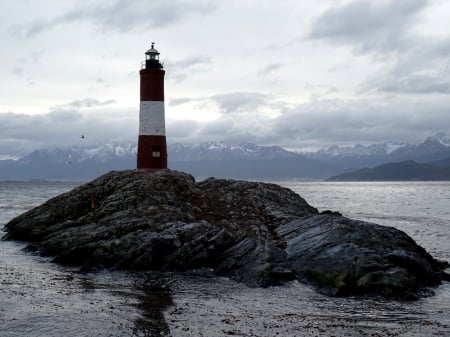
[137,43,167,169]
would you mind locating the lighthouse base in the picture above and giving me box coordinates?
[137,135,167,169]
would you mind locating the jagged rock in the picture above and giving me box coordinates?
[3,169,449,299]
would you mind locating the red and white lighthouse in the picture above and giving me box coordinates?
[137,43,167,169]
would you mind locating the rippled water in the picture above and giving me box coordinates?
[1,180,450,336]
[166,181,450,337]
[0,181,171,337]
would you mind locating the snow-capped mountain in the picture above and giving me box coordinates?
[315,141,409,158]
[0,141,334,180]
[427,132,450,147]
[168,141,298,162]
[305,132,450,169]
[79,143,136,162]
[0,133,449,180]
[15,143,137,165]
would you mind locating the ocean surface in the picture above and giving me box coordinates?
[1,180,450,336]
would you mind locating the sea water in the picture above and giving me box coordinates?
[0,181,163,337]
[166,181,450,337]
[1,180,450,336]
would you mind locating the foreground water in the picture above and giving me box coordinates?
[0,181,172,336]
[1,180,450,336]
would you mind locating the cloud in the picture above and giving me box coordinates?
[13,0,218,38]
[3,0,449,160]
[165,56,212,83]
[308,1,450,96]
[210,92,273,114]
[49,98,116,112]
[166,119,201,143]
[168,97,195,107]
[257,63,285,76]
[267,96,450,149]
[362,37,450,95]
[2,93,450,158]
[308,0,428,54]
[0,99,132,158]
[168,92,279,117]
[47,110,83,123]
[367,70,450,95]
[167,95,450,150]
[12,67,23,76]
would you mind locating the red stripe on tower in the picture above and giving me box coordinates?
[137,43,167,169]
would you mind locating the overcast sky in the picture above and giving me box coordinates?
[1,0,450,159]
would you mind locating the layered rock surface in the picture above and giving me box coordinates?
[3,169,449,299]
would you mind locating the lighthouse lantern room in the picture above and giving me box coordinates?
[137,43,167,169]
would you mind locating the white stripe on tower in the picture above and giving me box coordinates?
[139,101,165,136]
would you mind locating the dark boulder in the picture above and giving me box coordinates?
[3,169,449,299]
[277,214,450,298]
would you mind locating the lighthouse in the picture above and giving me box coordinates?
[137,43,167,169]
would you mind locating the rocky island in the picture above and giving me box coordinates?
[3,169,449,299]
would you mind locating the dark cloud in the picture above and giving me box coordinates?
[308,1,450,96]
[268,97,450,149]
[13,0,218,38]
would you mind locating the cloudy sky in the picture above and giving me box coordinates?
[1,0,450,159]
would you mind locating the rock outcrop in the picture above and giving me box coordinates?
[3,169,449,299]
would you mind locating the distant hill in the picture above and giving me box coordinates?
[431,157,450,167]
[326,159,450,181]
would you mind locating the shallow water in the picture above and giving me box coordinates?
[1,180,450,336]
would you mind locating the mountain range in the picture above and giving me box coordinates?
[0,133,449,181]
[307,132,450,169]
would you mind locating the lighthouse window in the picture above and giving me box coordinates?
[152,145,161,158]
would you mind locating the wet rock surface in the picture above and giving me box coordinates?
[4,169,449,299]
